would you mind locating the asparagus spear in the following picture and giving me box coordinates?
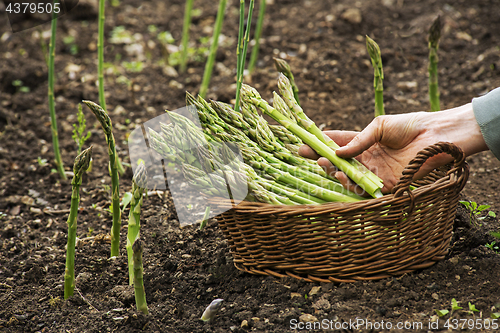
[83,100,122,257]
[241,84,384,198]
[274,58,300,105]
[132,239,148,315]
[48,4,66,180]
[64,146,92,299]
[126,161,147,286]
[240,147,361,203]
[187,97,362,198]
[180,0,194,73]
[428,15,441,112]
[277,74,384,189]
[199,0,227,98]
[248,0,266,75]
[366,36,385,117]
[235,0,255,111]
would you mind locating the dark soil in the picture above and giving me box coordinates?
[1,0,500,332]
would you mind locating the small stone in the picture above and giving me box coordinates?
[431,293,439,300]
[291,292,302,298]
[341,8,362,24]
[313,298,331,311]
[309,286,321,296]
[449,257,459,265]
[241,320,248,328]
[397,81,418,91]
[162,66,178,78]
[299,313,318,323]
[181,254,192,259]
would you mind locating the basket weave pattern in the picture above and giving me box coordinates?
[210,142,469,283]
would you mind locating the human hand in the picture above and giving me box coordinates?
[299,104,487,194]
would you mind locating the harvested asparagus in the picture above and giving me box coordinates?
[64,146,92,299]
[277,74,384,189]
[127,161,147,286]
[274,58,300,105]
[241,84,384,198]
[83,100,122,257]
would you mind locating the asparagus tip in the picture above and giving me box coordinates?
[365,35,381,63]
[429,15,442,48]
[74,146,93,177]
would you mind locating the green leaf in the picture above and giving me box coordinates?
[488,211,496,218]
[468,302,479,312]
[471,201,478,211]
[451,298,462,311]
[491,231,500,240]
[459,201,470,209]
[491,312,500,319]
[435,309,449,317]
[477,205,491,212]
[121,192,133,212]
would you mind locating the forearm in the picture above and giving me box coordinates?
[472,87,500,160]
[423,103,488,158]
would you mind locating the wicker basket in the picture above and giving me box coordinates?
[208,142,469,283]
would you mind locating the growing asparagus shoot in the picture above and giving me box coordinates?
[180,0,194,73]
[428,15,441,112]
[127,161,147,285]
[201,299,224,322]
[199,0,227,98]
[64,146,92,299]
[235,0,255,111]
[48,2,66,180]
[274,58,300,105]
[199,206,211,230]
[248,0,266,74]
[132,239,148,315]
[83,100,122,257]
[97,0,106,112]
[366,35,385,117]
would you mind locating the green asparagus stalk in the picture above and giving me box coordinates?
[83,100,122,257]
[240,147,361,203]
[127,161,147,286]
[428,15,441,112]
[132,239,148,315]
[248,0,266,74]
[97,0,106,112]
[199,206,211,230]
[189,94,364,197]
[366,36,385,117]
[199,0,227,98]
[274,58,300,105]
[235,0,255,111]
[180,0,194,73]
[48,2,66,180]
[241,84,384,198]
[64,146,93,299]
[96,0,125,176]
[277,74,383,189]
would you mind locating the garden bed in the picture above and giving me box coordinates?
[1,0,500,331]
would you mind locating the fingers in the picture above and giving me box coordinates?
[322,130,359,146]
[298,130,360,160]
[298,144,320,160]
[335,117,384,158]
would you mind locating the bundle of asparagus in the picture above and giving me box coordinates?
[146,75,383,205]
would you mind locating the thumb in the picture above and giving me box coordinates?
[335,117,383,158]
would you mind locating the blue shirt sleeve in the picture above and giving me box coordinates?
[472,87,500,161]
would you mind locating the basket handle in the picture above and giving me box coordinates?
[391,141,466,197]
